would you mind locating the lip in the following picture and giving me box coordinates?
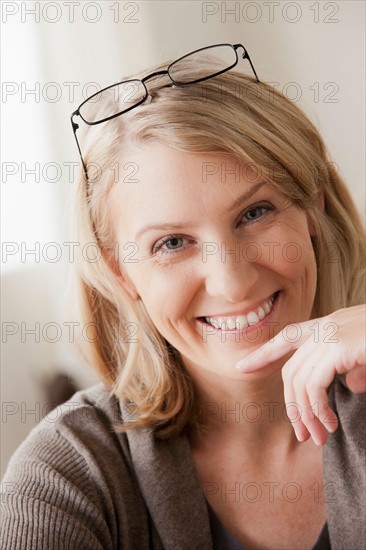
[197,291,280,321]
[197,291,281,334]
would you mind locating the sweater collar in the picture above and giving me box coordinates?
[120,407,212,550]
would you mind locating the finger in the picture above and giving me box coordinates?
[281,350,326,444]
[279,343,322,442]
[235,337,294,372]
[283,379,311,442]
[235,318,321,372]
[286,368,330,445]
[283,345,339,440]
[345,364,366,393]
[307,386,339,433]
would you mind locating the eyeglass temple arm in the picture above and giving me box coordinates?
[233,44,260,83]
[71,112,89,181]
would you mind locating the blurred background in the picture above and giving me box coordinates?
[1,0,365,477]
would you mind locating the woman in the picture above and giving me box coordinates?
[1,43,365,550]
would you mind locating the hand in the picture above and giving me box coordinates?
[235,304,366,446]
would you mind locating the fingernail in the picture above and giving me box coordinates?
[234,360,247,370]
[325,421,338,434]
[312,434,323,446]
[295,432,302,442]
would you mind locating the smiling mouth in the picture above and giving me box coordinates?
[197,291,280,332]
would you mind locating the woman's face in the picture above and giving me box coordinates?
[109,142,317,379]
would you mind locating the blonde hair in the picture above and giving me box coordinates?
[71,59,366,438]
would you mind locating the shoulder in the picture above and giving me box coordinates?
[328,374,366,448]
[325,375,365,473]
[0,383,149,549]
[323,376,366,547]
[3,382,130,475]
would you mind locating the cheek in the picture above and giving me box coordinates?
[261,222,317,280]
[276,244,315,277]
[129,265,195,320]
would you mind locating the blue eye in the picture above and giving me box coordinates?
[153,235,190,255]
[243,205,271,223]
[164,237,184,250]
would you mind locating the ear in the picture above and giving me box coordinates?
[102,246,140,301]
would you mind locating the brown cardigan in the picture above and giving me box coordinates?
[0,377,365,549]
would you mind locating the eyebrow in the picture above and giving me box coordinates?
[135,181,267,240]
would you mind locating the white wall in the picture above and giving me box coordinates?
[1,0,365,476]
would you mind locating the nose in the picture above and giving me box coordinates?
[202,239,259,302]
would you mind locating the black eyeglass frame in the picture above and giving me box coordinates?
[71,43,260,180]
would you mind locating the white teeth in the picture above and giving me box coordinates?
[247,311,260,325]
[257,307,266,320]
[204,293,277,331]
[237,315,248,328]
[226,318,236,330]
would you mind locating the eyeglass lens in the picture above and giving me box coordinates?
[79,45,242,123]
[168,44,237,84]
[79,80,146,123]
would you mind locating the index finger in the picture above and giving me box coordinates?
[234,319,318,372]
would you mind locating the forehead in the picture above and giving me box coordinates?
[107,142,266,233]
[110,141,261,194]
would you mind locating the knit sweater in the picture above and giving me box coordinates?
[1,376,365,550]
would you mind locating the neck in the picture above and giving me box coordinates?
[185,362,300,457]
